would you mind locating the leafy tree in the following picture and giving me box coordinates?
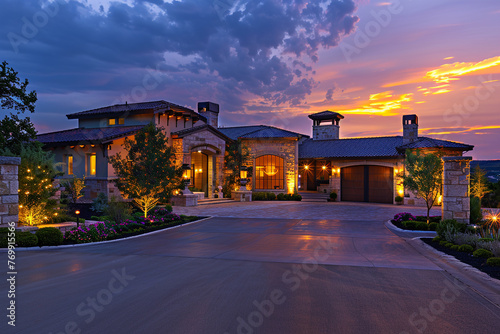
[0,61,38,156]
[108,123,182,205]
[223,138,250,197]
[471,165,490,202]
[402,149,443,224]
[62,176,86,203]
[1,61,37,113]
[18,143,62,225]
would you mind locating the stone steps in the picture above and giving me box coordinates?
[197,198,235,206]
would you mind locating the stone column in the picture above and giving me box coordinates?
[0,156,21,227]
[442,156,472,224]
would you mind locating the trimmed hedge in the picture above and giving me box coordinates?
[473,248,493,259]
[36,227,63,246]
[458,244,474,253]
[486,257,500,267]
[402,221,429,231]
[16,232,38,247]
[253,192,301,201]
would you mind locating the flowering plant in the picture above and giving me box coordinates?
[392,212,416,224]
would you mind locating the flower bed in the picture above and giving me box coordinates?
[64,211,200,244]
[390,212,441,231]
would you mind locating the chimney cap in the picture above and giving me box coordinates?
[198,102,219,113]
[403,114,418,124]
[308,110,344,121]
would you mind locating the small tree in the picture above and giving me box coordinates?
[471,165,490,202]
[223,139,250,197]
[109,123,182,211]
[18,143,62,225]
[402,149,443,224]
[134,195,159,218]
[62,176,86,203]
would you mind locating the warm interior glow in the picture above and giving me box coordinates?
[240,169,247,179]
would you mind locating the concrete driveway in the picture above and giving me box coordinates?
[2,204,500,334]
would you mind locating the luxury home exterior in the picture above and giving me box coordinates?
[37,100,473,205]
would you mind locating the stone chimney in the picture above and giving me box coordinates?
[403,114,418,144]
[198,102,219,128]
[308,111,344,140]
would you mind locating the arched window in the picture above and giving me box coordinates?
[255,155,284,190]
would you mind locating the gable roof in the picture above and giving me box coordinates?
[171,124,233,142]
[218,125,308,140]
[66,100,206,122]
[37,125,145,147]
[299,136,473,159]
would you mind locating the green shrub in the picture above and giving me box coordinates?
[432,236,442,242]
[163,204,173,213]
[479,238,494,242]
[266,192,277,201]
[36,227,63,246]
[277,193,285,201]
[470,196,482,225]
[91,192,109,214]
[284,194,292,201]
[436,219,467,238]
[458,244,474,253]
[395,195,403,203]
[428,222,438,231]
[451,245,460,251]
[252,192,265,201]
[105,196,133,223]
[444,242,454,248]
[330,192,337,201]
[473,248,493,258]
[486,257,500,267]
[439,240,448,246]
[402,221,428,231]
[16,232,38,247]
[292,194,302,201]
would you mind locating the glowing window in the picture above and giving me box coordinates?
[255,155,284,190]
[87,154,96,176]
[108,118,116,125]
[67,155,73,175]
[118,118,125,125]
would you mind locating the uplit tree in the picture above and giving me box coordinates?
[471,165,490,202]
[18,143,62,225]
[62,176,86,203]
[109,123,183,213]
[402,149,443,224]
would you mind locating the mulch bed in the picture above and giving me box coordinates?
[422,238,500,280]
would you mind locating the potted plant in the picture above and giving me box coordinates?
[395,195,404,205]
[328,191,337,202]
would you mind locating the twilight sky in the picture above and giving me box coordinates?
[1,0,499,159]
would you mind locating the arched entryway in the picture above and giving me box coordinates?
[190,145,219,198]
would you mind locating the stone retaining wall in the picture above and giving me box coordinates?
[0,156,21,227]
[442,156,472,224]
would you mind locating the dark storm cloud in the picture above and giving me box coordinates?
[0,0,358,113]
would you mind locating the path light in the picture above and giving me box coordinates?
[239,166,248,191]
[75,210,80,228]
[182,164,192,194]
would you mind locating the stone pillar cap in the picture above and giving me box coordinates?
[0,156,21,165]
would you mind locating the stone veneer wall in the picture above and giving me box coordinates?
[0,157,21,227]
[442,156,472,224]
[244,138,298,194]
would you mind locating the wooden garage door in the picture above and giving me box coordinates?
[341,166,393,203]
[341,166,365,202]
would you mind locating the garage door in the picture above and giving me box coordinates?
[341,166,394,204]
